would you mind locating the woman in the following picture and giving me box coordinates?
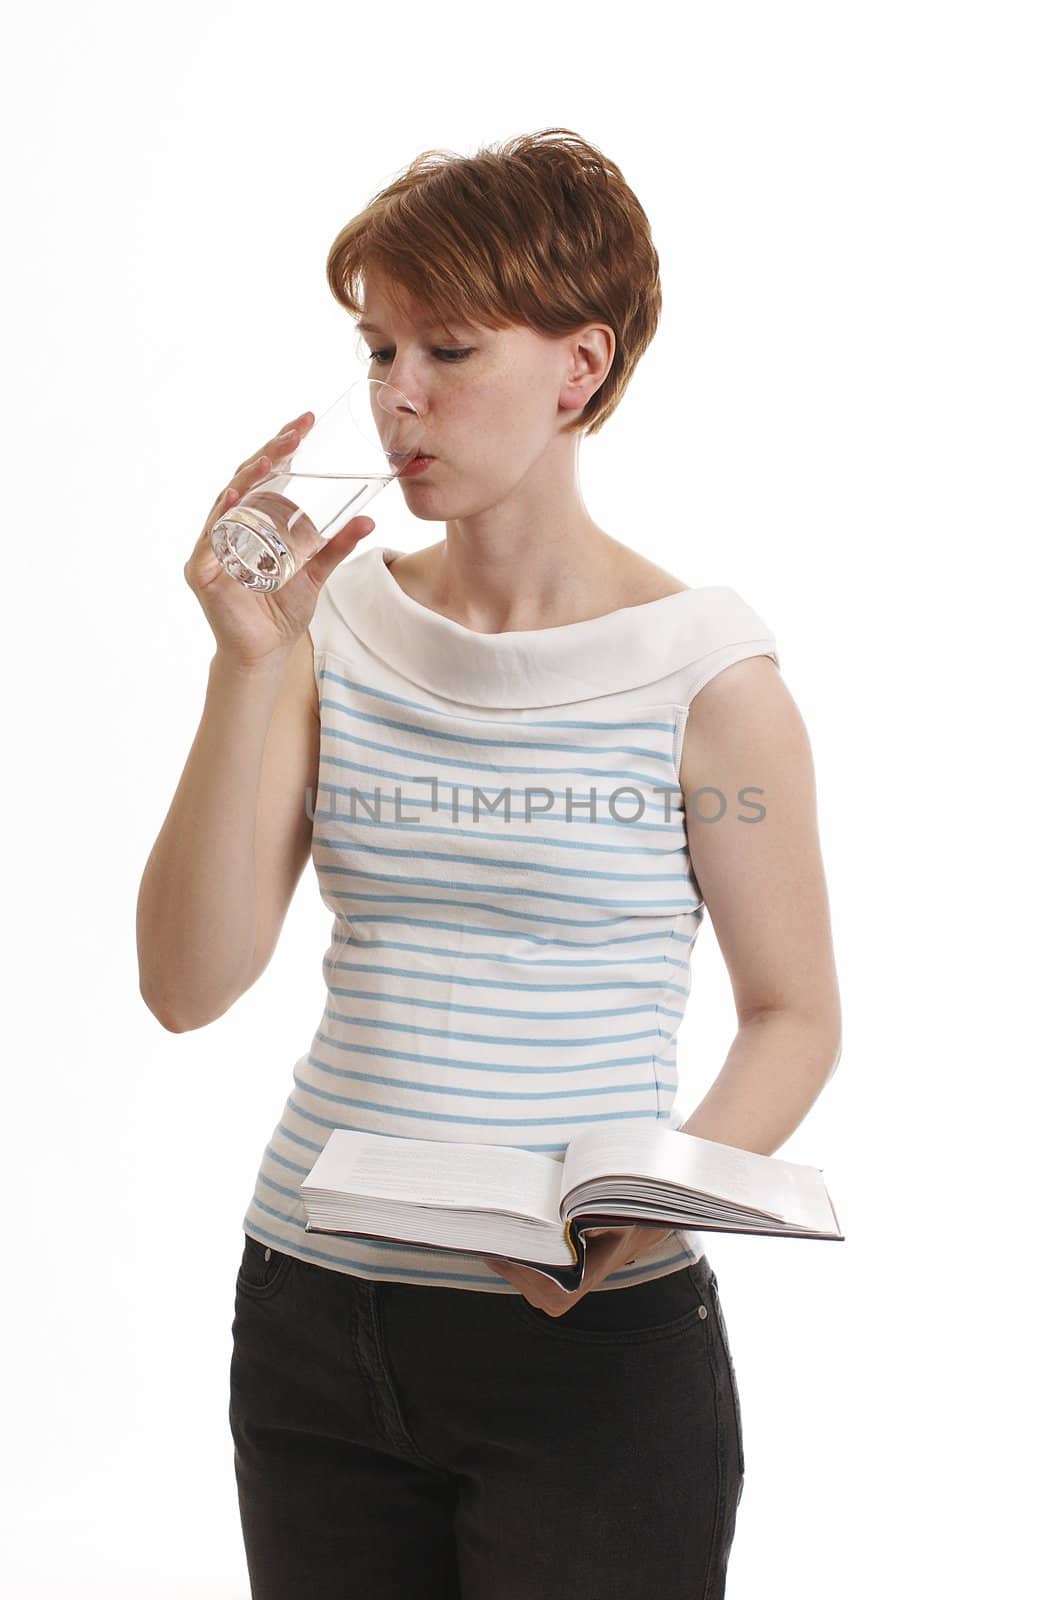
[137,128,841,1600]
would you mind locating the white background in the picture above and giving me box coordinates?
[3,2,1059,1594]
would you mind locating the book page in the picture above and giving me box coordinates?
[560,1125,826,1225]
[301,1130,566,1225]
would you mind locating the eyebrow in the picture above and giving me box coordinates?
[357,317,471,337]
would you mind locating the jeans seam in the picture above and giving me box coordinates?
[703,1312,725,1600]
[363,1289,452,1475]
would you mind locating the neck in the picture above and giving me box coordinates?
[406,523,643,634]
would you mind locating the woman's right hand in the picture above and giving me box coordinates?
[185,410,376,670]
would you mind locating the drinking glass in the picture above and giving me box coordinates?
[209,377,424,591]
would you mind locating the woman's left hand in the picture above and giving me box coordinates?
[483,1224,675,1316]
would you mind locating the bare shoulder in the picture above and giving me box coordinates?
[600,535,691,603]
[679,654,801,794]
[675,651,838,1043]
[621,555,690,602]
[386,542,444,607]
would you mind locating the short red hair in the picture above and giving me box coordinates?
[325,128,662,438]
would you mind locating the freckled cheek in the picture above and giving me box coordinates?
[444,401,514,463]
[437,377,539,464]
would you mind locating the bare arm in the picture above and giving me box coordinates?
[136,631,320,1031]
[676,655,842,1156]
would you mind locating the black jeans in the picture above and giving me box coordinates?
[229,1233,745,1599]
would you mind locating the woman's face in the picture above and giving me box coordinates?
[356,271,609,521]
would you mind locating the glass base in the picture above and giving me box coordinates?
[210,506,298,592]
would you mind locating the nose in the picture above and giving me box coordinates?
[371,381,423,424]
[377,348,433,410]
[371,376,422,436]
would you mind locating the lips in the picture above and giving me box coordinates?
[399,453,435,478]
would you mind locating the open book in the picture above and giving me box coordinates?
[300,1124,844,1292]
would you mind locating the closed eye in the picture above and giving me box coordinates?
[368,348,474,364]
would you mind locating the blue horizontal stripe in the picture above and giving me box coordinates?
[323,987,684,1024]
[274,1103,572,1157]
[298,1061,662,1104]
[287,1075,666,1129]
[318,752,683,820]
[323,937,685,970]
[320,868,700,914]
[318,666,677,734]
[309,1038,661,1076]
[315,834,693,886]
[325,919,698,953]
[321,956,690,996]
[313,792,687,850]
[327,892,702,931]
[318,725,680,791]
[320,1010,670,1048]
[319,694,676,766]
[264,1141,324,1174]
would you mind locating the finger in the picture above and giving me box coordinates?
[483,1258,524,1288]
[281,409,314,434]
[211,453,274,513]
[236,412,315,478]
[299,517,375,590]
[233,453,280,487]
[203,412,313,529]
[197,456,276,546]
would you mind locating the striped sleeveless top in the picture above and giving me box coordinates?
[241,544,779,1292]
